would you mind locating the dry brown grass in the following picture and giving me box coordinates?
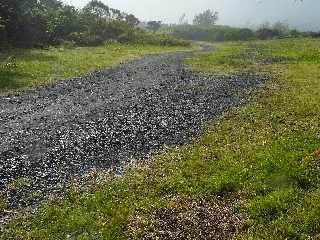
[128,197,245,240]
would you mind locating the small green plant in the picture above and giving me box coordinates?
[0,194,8,214]
[1,56,18,72]
[7,177,33,190]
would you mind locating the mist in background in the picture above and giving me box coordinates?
[62,0,320,31]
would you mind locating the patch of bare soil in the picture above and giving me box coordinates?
[128,197,245,240]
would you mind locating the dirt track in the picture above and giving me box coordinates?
[0,48,267,213]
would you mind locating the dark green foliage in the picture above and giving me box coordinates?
[46,5,81,44]
[169,23,313,42]
[67,32,104,46]
[171,25,255,42]
[0,0,184,48]
[0,16,6,42]
[117,28,190,47]
[146,21,162,33]
[256,28,281,40]
[308,31,320,38]
[125,14,140,27]
[0,0,63,46]
[224,28,255,41]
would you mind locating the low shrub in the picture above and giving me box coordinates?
[168,24,309,42]
[118,31,190,47]
[1,56,18,72]
[256,28,281,40]
[170,25,256,42]
[67,32,104,47]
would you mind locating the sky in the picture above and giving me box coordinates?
[62,0,320,30]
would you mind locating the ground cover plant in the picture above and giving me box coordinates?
[0,43,190,92]
[1,38,320,239]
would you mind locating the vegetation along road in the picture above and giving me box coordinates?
[0,43,267,220]
[0,36,320,239]
[1,0,320,239]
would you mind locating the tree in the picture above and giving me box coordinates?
[237,28,254,40]
[82,0,110,19]
[125,14,140,27]
[193,9,218,27]
[255,21,290,40]
[109,8,123,21]
[256,28,279,40]
[178,13,188,25]
[0,0,141,47]
[0,0,68,45]
[46,5,80,43]
[0,16,6,42]
[272,21,290,35]
[146,21,162,33]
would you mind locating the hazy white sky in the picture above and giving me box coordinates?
[62,0,320,30]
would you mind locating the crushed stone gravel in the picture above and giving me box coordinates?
[0,49,268,219]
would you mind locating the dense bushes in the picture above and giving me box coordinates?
[143,34,190,46]
[0,0,188,48]
[256,28,281,40]
[169,23,315,42]
[0,0,142,47]
[67,32,104,46]
[171,25,256,42]
[118,30,190,46]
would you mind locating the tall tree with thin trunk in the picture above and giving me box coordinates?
[193,9,218,27]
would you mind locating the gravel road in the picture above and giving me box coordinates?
[0,48,267,213]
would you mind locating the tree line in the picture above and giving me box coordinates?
[166,9,320,42]
[0,0,190,48]
[0,0,142,47]
[1,1,315,48]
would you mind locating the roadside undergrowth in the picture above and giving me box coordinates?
[2,38,320,239]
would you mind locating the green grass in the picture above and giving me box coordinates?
[0,43,191,93]
[2,38,320,239]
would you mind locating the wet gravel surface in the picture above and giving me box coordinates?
[0,49,267,216]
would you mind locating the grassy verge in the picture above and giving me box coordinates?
[2,38,320,239]
[0,43,191,93]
